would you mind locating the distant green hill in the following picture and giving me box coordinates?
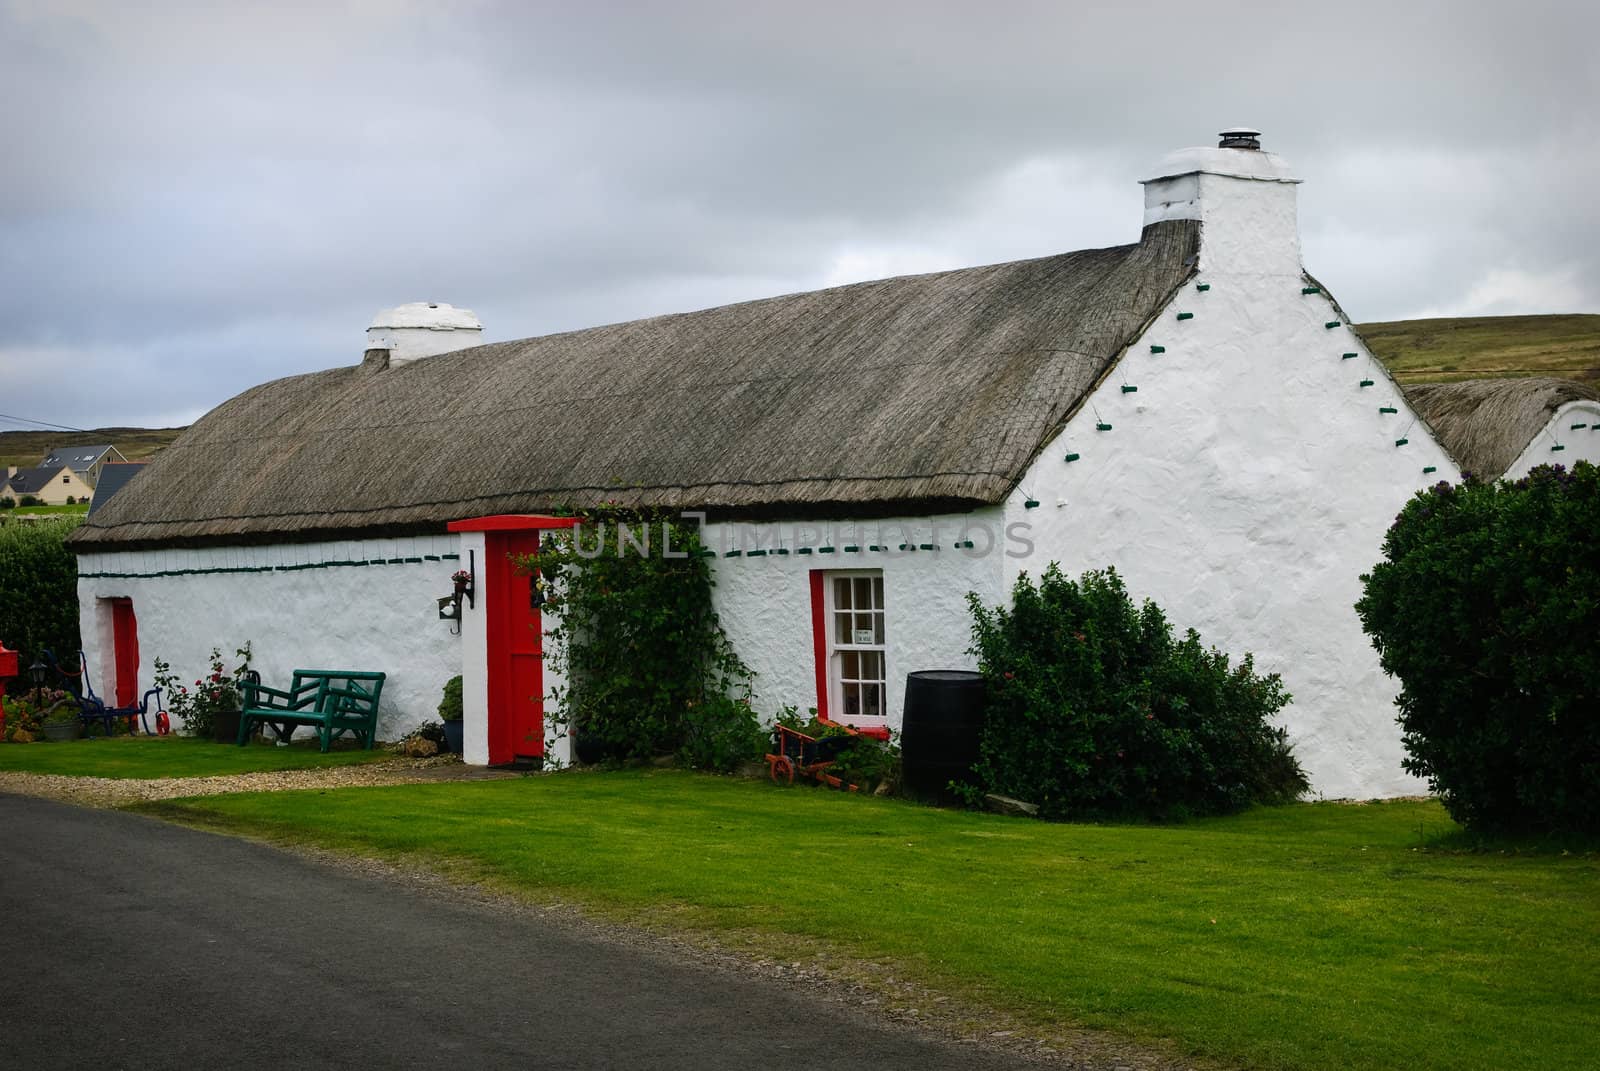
[1358,314,1600,385]
[0,426,187,469]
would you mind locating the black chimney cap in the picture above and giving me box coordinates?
[1218,127,1262,150]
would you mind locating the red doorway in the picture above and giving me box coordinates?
[109,598,139,708]
[448,515,579,768]
[485,530,544,765]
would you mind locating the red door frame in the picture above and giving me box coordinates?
[485,529,544,764]
[110,598,139,708]
[448,516,578,766]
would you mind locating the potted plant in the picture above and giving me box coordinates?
[438,675,463,754]
[39,704,83,742]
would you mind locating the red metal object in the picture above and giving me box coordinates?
[0,641,18,682]
[765,723,862,792]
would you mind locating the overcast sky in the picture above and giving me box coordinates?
[2,0,1596,432]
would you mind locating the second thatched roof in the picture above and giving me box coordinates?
[1404,376,1600,479]
[71,220,1200,549]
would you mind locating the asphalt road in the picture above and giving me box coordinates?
[0,794,1043,1070]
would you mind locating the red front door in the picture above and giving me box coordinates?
[110,598,139,708]
[485,530,544,765]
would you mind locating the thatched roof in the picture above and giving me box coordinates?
[71,220,1199,549]
[1404,377,1600,479]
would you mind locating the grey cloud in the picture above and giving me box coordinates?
[0,0,1595,428]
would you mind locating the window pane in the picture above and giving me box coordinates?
[855,577,873,610]
[852,613,875,643]
[863,684,883,718]
[835,613,853,646]
[874,612,885,646]
[873,576,884,610]
[843,683,861,719]
[858,650,884,683]
[834,578,852,610]
[840,651,859,680]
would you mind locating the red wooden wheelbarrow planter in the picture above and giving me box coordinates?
[765,717,890,792]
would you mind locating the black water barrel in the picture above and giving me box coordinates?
[900,670,986,796]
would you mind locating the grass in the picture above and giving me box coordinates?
[1360,313,1600,384]
[145,770,1598,1071]
[0,425,186,469]
[3,504,89,516]
[0,734,395,778]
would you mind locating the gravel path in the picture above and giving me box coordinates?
[0,754,517,807]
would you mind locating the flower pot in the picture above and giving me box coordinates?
[442,719,463,754]
[574,731,606,766]
[41,721,83,743]
[212,709,243,744]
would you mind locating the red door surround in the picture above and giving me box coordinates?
[449,517,579,767]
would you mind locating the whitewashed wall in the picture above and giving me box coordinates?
[76,535,465,740]
[705,512,1004,727]
[1003,270,1456,798]
[1504,400,1600,480]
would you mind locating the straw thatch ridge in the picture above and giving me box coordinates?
[1403,377,1600,479]
[70,220,1200,549]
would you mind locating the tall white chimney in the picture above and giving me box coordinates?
[367,302,483,367]
[1141,128,1302,276]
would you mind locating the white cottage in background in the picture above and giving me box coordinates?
[1405,377,1600,480]
[70,130,1459,798]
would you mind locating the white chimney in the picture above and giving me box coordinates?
[367,302,483,367]
[1141,128,1302,276]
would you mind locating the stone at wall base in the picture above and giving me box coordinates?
[983,793,1040,818]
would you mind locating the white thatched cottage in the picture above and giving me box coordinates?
[1405,377,1600,480]
[70,129,1459,797]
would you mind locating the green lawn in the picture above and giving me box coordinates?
[3,503,88,516]
[145,770,1598,1071]
[0,735,395,778]
[1361,313,1600,384]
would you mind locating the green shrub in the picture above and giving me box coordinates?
[437,675,463,722]
[966,565,1304,821]
[0,497,14,510]
[18,495,41,507]
[1356,463,1600,834]
[677,694,768,773]
[0,517,81,691]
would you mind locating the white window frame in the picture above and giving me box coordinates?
[822,569,888,729]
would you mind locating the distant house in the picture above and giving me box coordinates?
[41,444,126,489]
[1405,378,1600,480]
[6,464,95,505]
[70,128,1462,798]
[86,461,148,516]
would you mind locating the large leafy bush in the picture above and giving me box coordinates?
[1356,463,1600,834]
[0,517,81,690]
[528,510,757,768]
[967,565,1304,820]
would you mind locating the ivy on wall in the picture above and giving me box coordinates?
[520,510,761,768]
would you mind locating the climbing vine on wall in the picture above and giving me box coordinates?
[517,509,759,768]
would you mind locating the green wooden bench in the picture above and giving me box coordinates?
[236,670,386,752]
